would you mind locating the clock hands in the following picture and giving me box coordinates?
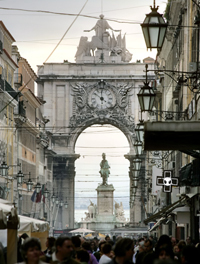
[94,91,107,103]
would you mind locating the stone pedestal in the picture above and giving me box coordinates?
[96,184,115,221]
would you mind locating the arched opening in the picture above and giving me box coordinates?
[74,124,130,223]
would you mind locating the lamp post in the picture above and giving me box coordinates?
[140,0,167,50]
[26,173,33,192]
[137,64,156,112]
[133,158,142,172]
[44,188,49,199]
[16,170,24,185]
[35,182,41,194]
[135,120,144,143]
[64,201,68,209]
[134,140,143,156]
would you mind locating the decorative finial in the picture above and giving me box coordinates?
[150,0,159,12]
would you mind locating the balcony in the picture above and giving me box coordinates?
[0,78,19,100]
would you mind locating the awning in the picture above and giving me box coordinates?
[148,217,166,232]
[18,215,49,233]
[144,196,186,225]
[144,121,200,150]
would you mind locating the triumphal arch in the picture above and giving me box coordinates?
[37,15,155,229]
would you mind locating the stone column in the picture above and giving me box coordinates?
[53,154,79,229]
[96,184,115,222]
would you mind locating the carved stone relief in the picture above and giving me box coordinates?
[69,81,135,137]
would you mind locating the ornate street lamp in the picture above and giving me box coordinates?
[60,200,64,207]
[135,120,144,143]
[35,182,41,194]
[141,0,167,50]
[137,64,156,112]
[26,173,33,192]
[56,196,59,206]
[134,140,143,156]
[133,158,142,172]
[51,192,56,203]
[0,154,9,177]
[64,201,68,209]
[44,188,49,199]
[16,170,24,184]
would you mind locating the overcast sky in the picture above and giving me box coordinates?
[0,0,166,72]
[0,0,167,219]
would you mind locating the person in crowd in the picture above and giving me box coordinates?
[17,237,47,264]
[141,239,154,264]
[90,241,97,254]
[82,241,99,264]
[43,237,56,258]
[143,239,153,254]
[76,249,90,264]
[158,246,174,260]
[99,243,114,264]
[93,237,100,249]
[71,236,82,258]
[105,236,111,242]
[135,241,145,264]
[181,245,199,264]
[177,240,186,257]
[17,233,30,262]
[113,238,134,264]
[41,236,79,264]
[170,237,176,248]
[94,241,106,262]
[185,236,193,246]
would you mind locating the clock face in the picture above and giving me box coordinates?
[90,88,115,109]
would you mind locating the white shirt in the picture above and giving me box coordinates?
[99,254,111,264]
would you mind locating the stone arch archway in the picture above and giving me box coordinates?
[53,117,137,229]
[69,117,136,153]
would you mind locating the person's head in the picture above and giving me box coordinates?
[186,236,192,245]
[21,233,29,240]
[55,237,74,260]
[90,241,96,251]
[156,235,172,250]
[71,236,81,249]
[173,245,179,254]
[181,245,199,264]
[158,246,174,260]
[76,249,90,263]
[171,237,176,248]
[105,235,111,242]
[177,240,186,253]
[20,237,41,263]
[46,237,56,249]
[82,242,91,251]
[139,241,145,253]
[144,239,153,252]
[114,238,134,262]
[102,243,112,257]
[99,241,106,253]
[102,153,106,159]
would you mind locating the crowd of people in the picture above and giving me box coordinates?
[1,233,200,264]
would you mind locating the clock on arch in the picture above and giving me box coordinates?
[89,87,116,109]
